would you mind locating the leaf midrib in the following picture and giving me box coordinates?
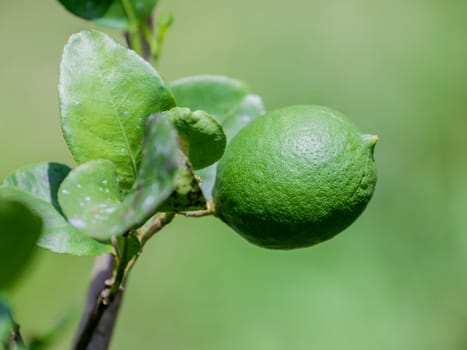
[93,53,138,182]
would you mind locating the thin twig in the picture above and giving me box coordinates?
[178,200,215,218]
[140,212,175,246]
[178,208,213,218]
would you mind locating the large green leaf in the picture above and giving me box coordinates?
[94,0,159,30]
[0,200,41,289]
[165,107,226,170]
[170,75,265,198]
[59,114,182,240]
[59,30,175,192]
[1,163,112,256]
[58,0,113,20]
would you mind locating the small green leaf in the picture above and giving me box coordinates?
[94,0,159,30]
[160,162,206,212]
[1,163,112,256]
[116,234,141,269]
[58,159,122,233]
[58,0,113,20]
[0,200,41,289]
[59,30,175,192]
[165,107,226,170]
[170,75,265,198]
[59,114,182,240]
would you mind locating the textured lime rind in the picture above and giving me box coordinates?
[213,105,377,249]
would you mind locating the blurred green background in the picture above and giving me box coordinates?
[1,0,467,349]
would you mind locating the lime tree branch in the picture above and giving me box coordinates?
[72,211,176,350]
[120,0,143,56]
[72,254,122,350]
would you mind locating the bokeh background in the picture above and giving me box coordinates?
[1,0,467,349]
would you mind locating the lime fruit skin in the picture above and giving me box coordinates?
[212,105,377,249]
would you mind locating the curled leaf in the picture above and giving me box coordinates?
[165,107,226,170]
[170,75,265,198]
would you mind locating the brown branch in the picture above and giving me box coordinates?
[72,254,124,350]
[72,9,160,349]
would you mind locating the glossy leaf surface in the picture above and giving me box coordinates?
[165,107,226,170]
[58,0,113,20]
[0,200,41,289]
[59,115,182,240]
[170,75,265,198]
[94,0,159,30]
[1,163,112,256]
[59,30,175,191]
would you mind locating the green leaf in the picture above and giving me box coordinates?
[165,107,226,170]
[0,200,41,289]
[58,0,113,20]
[59,30,175,192]
[1,163,112,256]
[94,0,159,30]
[170,75,265,198]
[59,114,182,240]
[170,75,249,125]
[3,162,71,214]
[116,234,141,269]
[221,93,265,140]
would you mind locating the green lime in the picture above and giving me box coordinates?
[212,105,377,249]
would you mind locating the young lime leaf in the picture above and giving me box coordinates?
[58,159,123,238]
[170,75,265,198]
[159,161,206,212]
[1,163,112,256]
[116,234,141,269]
[94,0,159,30]
[58,0,113,20]
[0,200,41,289]
[59,115,182,240]
[165,107,226,170]
[59,30,175,192]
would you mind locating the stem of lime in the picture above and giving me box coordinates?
[119,0,143,56]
